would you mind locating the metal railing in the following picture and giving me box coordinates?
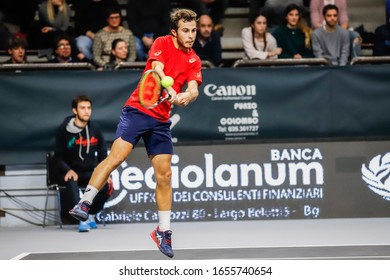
[0,62,96,72]
[349,56,390,65]
[232,57,331,68]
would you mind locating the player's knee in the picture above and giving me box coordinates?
[156,169,172,186]
[107,153,127,169]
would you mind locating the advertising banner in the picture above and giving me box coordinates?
[1,65,390,164]
[99,140,390,223]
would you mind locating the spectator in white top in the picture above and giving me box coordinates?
[241,13,282,60]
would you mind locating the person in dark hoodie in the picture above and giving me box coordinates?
[54,95,113,232]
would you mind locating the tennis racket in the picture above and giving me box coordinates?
[138,69,172,109]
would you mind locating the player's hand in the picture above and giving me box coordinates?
[167,88,177,104]
[64,169,78,182]
[174,91,192,107]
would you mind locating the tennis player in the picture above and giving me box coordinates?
[69,8,202,258]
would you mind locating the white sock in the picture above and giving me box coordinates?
[80,185,99,204]
[158,210,171,231]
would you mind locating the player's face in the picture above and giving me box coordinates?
[198,16,213,39]
[252,15,267,35]
[173,20,197,51]
[74,101,91,123]
[286,9,300,28]
[324,9,338,28]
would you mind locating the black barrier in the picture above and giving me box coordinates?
[0,65,390,164]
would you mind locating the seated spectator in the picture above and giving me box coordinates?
[103,38,129,70]
[373,0,390,56]
[53,95,113,231]
[3,36,28,64]
[310,0,361,57]
[241,13,282,60]
[126,0,170,61]
[49,34,90,63]
[272,3,313,58]
[29,0,72,49]
[73,0,120,61]
[192,14,222,66]
[311,4,350,65]
[93,7,136,69]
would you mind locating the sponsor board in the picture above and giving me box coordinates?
[98,141,390,223]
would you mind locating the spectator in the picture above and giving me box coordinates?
[241,12,282,60]
[310,0,361,57]
[3,36,28,64]
[272,3,313,58]
[311,4,350,65]
[373,0,390,56]
[53,95,113,232]
[73,0,120,61]
[49,34,90,63]
[92,7,136,69]
[103,38,129,70]
[29,0,72,49]
[126,0,170,61]
[192,14,222,66]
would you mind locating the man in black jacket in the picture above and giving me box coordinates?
[192,14,222,66]
[54,95,112,232]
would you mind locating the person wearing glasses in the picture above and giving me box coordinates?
[49,34,90,63]
[92,6,136,69]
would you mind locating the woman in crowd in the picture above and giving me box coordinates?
[104,38,129,70]
[29,0,72,49]
[241,12,282,60]
[272,3,313,59]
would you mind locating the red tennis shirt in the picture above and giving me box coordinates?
[126,35,202,122]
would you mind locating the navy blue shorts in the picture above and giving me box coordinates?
[115,106,173,156]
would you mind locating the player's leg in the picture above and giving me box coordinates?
[69,106,142,221]
[150,154,174,258]
[69,137,133,221]
[144,119,175,257]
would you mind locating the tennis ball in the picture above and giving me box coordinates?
[161,76,174,88]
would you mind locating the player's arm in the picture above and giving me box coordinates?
[174,80,199,107]
[151,60,177,101]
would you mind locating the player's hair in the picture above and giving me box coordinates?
[170,9,197,32]
[322,4,339,16]
[72,95,92,109]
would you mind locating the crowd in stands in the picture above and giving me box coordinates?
[0,0,389,69]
